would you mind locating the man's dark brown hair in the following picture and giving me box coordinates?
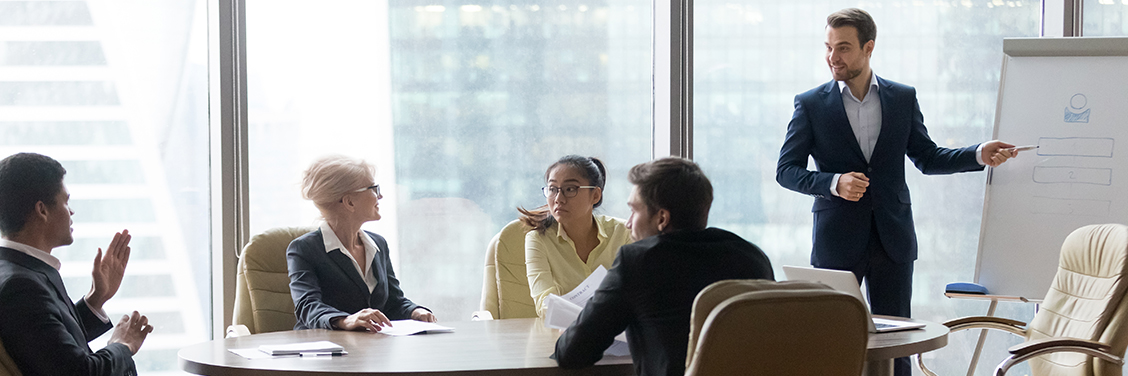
[628,157,712,231]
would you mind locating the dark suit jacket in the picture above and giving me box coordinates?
[554,228,775,376]
[776,77,983,267]
[287,229,423,330]
[0,247,135,376]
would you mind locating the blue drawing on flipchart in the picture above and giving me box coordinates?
[1065,93,1090,123]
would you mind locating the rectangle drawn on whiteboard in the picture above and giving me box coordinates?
[1037,137,1114,157]
[1030,196,1111,217]
[1032,166,1112,185]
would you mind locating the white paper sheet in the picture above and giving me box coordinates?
[543,265,628,355]
[257,340,343,355]
[376,320,455,336]
[560,265,608,305]
[229,348,278,359]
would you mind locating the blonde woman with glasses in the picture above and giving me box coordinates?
[288,155,435,332]
[518,155,631,317]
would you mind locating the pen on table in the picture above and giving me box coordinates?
[298,352,346,357]
[1008,145,1038,152]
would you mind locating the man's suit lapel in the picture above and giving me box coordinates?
[820,80,867,163]
[873,76,897,164]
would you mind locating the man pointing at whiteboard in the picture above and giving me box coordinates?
[775,8,1018,376]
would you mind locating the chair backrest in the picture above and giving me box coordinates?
[0,336,21,376]
[1025,223,1128,376]
[479,219,537,319]
[685,279,869,376]
[233,226,315,334]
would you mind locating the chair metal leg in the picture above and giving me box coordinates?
[916,353,938,376]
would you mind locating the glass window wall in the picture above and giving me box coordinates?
[246,0,653,320]
[0,1,211,374]
[1085,0,1128,35]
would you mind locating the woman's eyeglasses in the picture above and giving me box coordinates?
[355,184,381,196]
[541,185,596,198]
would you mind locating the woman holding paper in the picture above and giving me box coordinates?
[519,155,631,317]
[287,155,435,332]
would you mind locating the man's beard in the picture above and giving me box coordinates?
[834,67,864,81]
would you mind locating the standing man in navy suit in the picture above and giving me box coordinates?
[776,8,1017,376]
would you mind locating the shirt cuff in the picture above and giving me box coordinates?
[975,143,987,166]
[87,300,110,323]
[829,173,842,197]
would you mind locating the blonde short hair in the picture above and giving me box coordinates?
[301,155,376,211]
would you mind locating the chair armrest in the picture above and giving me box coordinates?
[943,316,1027,337]
[1008,337,1110,355]
[944,315,1027,328]
[918,316,1028,376]
[995,337,1124,376]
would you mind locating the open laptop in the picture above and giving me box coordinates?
[782,265,926,333]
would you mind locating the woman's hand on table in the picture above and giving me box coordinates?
[334,308,392,332]
[411,308,437,323]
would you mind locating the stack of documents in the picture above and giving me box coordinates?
[543,265,630,356]
[258,341,346,356]
[376,320,455,336]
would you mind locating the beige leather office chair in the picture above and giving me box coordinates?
[0,336,21,376]
[233,226,314,334]
[685,279,870,376]
[479,219,537,319]
[919,223,1128,376]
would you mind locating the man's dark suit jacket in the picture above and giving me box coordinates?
[287,229,423,330]
[776,77,983,267]
[554,228,774,376]
[0,247,135,376]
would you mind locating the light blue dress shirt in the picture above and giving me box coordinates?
[830,72,881,196]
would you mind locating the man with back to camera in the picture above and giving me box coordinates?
[0,152,153,375]
[775,8,1019,376]
[554,157,775,376]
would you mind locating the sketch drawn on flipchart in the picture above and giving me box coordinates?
[1064,93,1090,123]
[1032,166,1112,186]
[1030,196,1111,217]
[1026,137,1115,217]
[1034,137,1114,158]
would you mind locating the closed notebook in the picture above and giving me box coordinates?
[258,341,345,355]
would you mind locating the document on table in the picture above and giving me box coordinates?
[228,348,276,359]
[377,320,455,336]
[258,341,344,355]
[543,265,629,356]
[228,346,349,360]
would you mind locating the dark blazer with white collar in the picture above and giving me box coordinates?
[287,229,423,330]
[0,247,136,376]
[776,76,983,267]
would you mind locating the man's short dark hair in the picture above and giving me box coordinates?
[628,157,712,231]
[0,153,66,236]
[827,8,877,47]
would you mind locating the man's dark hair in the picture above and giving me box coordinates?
[0,153,67,236]
[827,8,877,47]
[628,157,712,231]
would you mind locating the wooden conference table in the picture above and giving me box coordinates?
[179,317,947,376]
